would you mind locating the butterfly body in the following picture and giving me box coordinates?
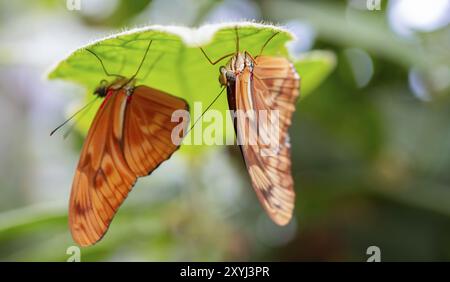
[218,52,300,225]
[69,79,189,246]
[220,52,255,120]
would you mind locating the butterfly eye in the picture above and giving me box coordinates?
[94,86,107,97]
[219,66,228,85]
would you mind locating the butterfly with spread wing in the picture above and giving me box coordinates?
[53,40,189,246]
[200,28,300,225]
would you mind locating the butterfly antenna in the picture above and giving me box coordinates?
[50,97,99,136]
[62,98,97,139]
[86,49,123,78]
[185,87,225,136]
[141,52,164,81]
[129,40,153,81]
[258,31,280,57]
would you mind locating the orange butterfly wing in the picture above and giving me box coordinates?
[69,86,188,246]
[233,56,300,225]
[123,86,189,177]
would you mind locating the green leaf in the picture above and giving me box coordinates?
[47,22,335,149]
[294,50,336,98]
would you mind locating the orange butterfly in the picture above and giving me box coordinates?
[200,28,300,225]
[55,41,189,246]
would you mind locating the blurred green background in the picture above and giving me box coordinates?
[0,0,449,261]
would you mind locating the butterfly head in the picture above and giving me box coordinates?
[219,53,254,87]
[219,66,235,86]
[94,80,109,98]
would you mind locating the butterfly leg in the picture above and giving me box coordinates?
[199,48,235,65]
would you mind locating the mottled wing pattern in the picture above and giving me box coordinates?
[70,87,188,246]
[123,86,189,176]
[69,90,133,246]
[234,56,300,225]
